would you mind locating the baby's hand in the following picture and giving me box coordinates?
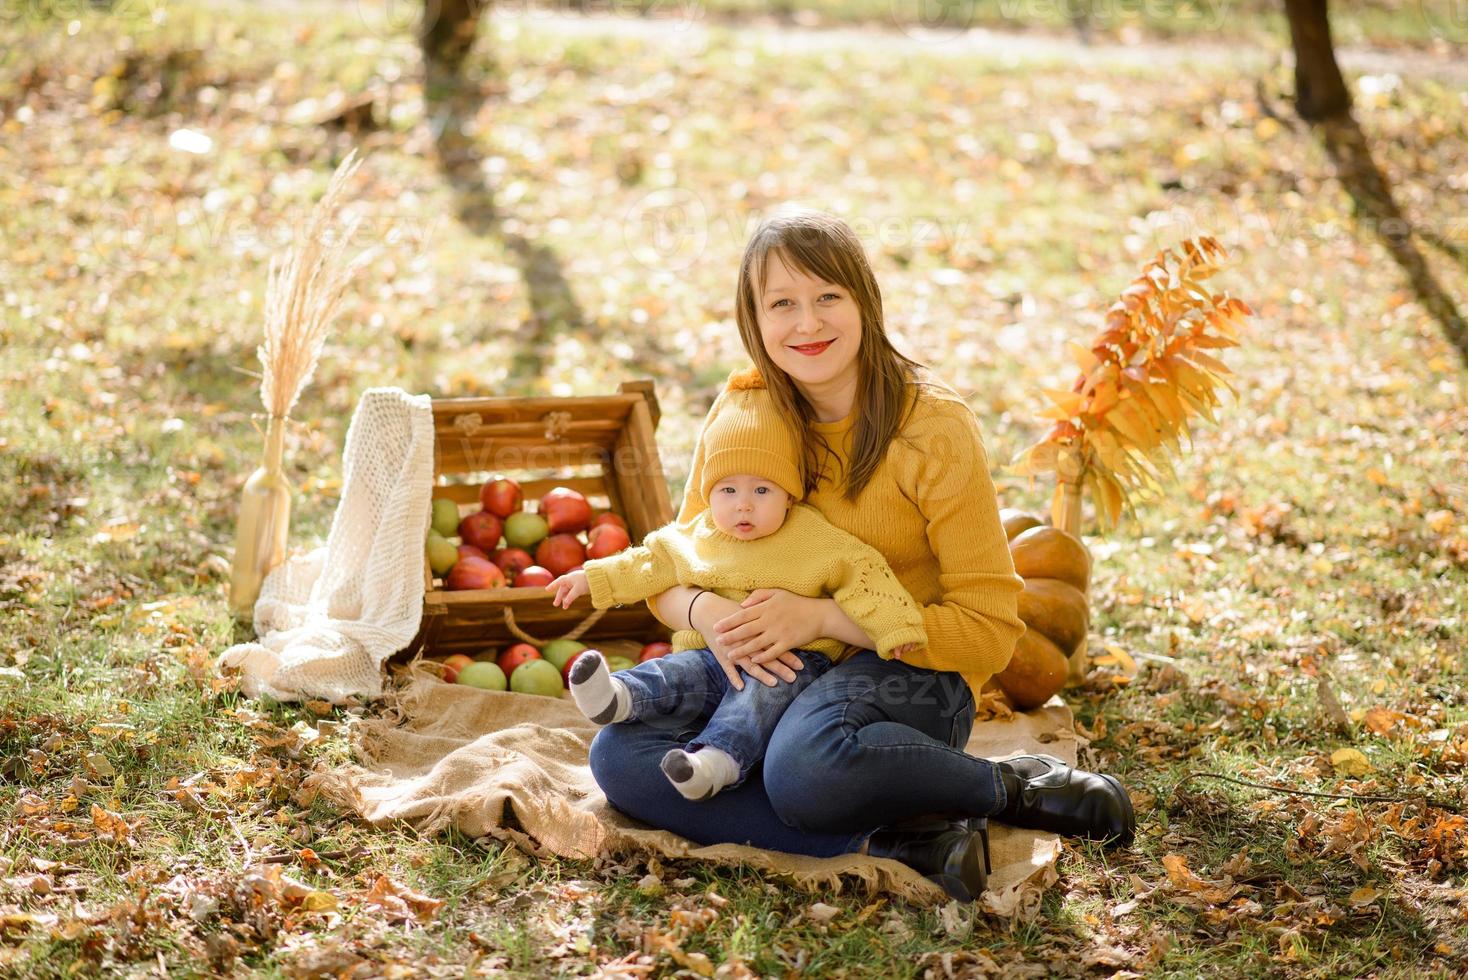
[891,642,921,660]
[546,570,590,608]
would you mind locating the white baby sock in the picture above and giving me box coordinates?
[660,747,740,801]
[568,651,630,724]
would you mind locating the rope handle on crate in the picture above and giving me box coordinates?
[503,606,608,647]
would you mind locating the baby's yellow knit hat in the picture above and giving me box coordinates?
[699,386,803,502]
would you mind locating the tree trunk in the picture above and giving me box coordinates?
[422,0,486,81]
[1283,0,1352,120]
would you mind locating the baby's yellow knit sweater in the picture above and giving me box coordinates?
[582,504,928,661]
[649,368,1027,706]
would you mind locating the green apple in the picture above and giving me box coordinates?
[456,661,507,691]
[504,511,549,551]
[606,656,637,673]
[431,499,461,538]
[509,658,565,697]
[541,638,587,672]
[426,534,458,576]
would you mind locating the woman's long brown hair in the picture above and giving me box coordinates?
[733,206,938,502]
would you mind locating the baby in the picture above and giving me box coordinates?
[545,387,926,802]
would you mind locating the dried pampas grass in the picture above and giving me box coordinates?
[258,149,370,419]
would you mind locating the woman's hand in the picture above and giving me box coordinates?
[714,589,828,666]
[690,592,802,690]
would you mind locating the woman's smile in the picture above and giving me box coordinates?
[789,339,835,356]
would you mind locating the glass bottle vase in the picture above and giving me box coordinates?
[228,415,293,624]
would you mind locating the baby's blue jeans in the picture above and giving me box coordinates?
[611,647,834,788]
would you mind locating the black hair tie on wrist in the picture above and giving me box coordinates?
[687,589,711,628]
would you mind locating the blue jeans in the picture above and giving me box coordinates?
[612,647,834,788]
[589,649,1003,857]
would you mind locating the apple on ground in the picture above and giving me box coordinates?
[497,642,541,677]
[504,511,549,551]
[446,556,505,591]
[516,565,554,588]
[510,658,565,697]
[493,547,535,580]
[431,498,461,538]
[587,523,631,559]
[458,511,504,553]
[441,653,474,683]
[479,476,524,519]
[590,512,627,533]
[540,487,592,534]
[605,656,637,673]
[426,534,458,576]
[541,638,587,672]
[456,661,507,691]
[639,642,673,663]
[536,533,587,577]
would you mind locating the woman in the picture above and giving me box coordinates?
[589,206,1133,901]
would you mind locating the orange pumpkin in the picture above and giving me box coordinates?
[994,510,1092,709]
[995,629,1070,710]
[999,507,1044,541]
[1017,578,1089,657]
[1009,526,1091,592]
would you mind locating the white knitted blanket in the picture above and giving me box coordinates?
[216,387,435,703]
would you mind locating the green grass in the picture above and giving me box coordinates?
[2,0,1466,975]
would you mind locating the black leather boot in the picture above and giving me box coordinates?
[865,818,991,902]
[993,755,1135,847]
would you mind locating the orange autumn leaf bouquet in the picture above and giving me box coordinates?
[1008,236,1254,534]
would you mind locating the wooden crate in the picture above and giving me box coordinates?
[410,380,676,659]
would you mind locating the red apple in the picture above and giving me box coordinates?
[638,642,673,663]
[540,487,592,534]
[535,533,587,577]
[561,648,589,685]
[516,565,554,588]
[446,556,506,591]
[587,523,631,559]
[441,653,475,683]
[497,642,541,677]
[458,511,504,553]
[458,543,489,562]
[591,512,628,533]
[493,547,535,581]
[480,477,524,519]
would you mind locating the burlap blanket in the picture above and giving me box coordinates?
[307,659,1084,917]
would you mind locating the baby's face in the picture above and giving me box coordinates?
[709,475,793,540]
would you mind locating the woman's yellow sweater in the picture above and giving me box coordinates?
[649,368,1027,706]
[583,504,928,661]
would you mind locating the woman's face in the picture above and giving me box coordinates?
[754,251,862,399]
